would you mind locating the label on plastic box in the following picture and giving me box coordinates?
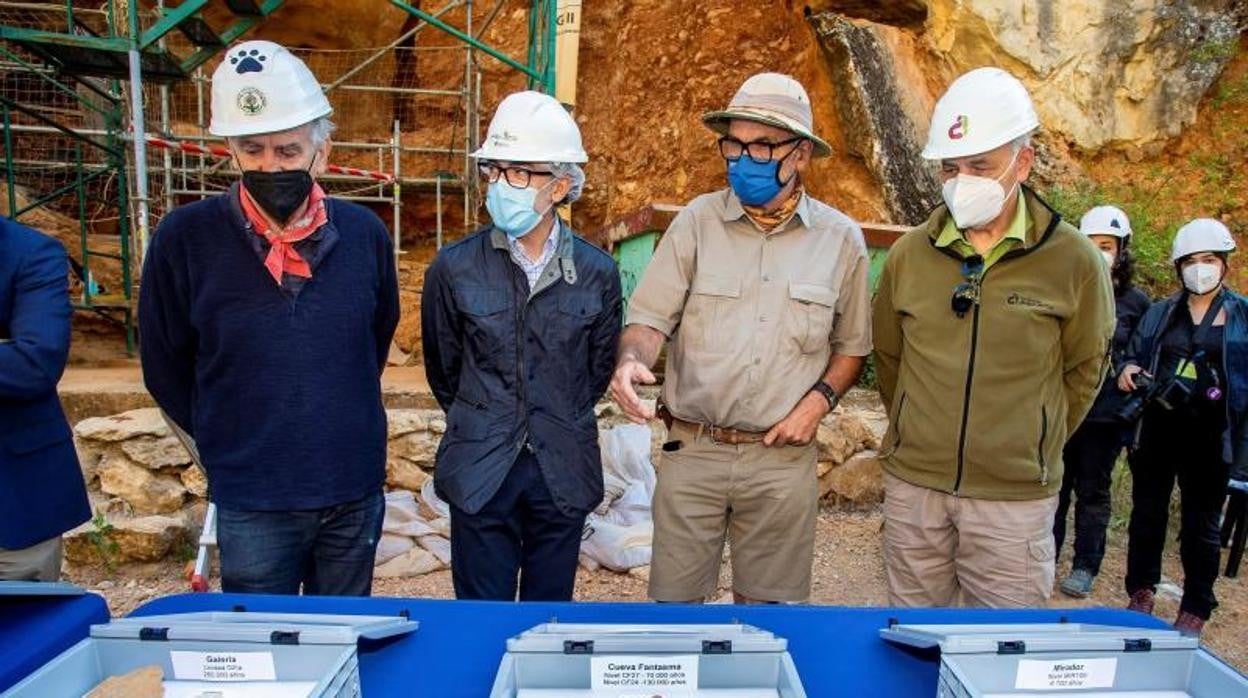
[590,654,699,695]
[169,650,277,682]
[1014,657,1117,690]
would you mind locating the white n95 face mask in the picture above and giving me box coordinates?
[1182,262,1221,295]
[1101,250,1117,270]
[941,150,1020,230]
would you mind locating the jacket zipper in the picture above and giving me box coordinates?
[514,265,530,453]
[953,301,981,493]
[1038,406,1049,485]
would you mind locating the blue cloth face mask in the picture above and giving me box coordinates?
[727,156,793,207]
[486,180,553,238]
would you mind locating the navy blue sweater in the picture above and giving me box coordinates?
[139,193,399,511]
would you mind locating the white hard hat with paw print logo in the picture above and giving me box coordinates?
[209,40,332,137]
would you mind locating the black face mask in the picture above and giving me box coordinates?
[240,154,316,224]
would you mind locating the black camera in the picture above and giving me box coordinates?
[1114,372,1192,423]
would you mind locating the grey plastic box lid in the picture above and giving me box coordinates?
[506,623,787,655]
[96,611,417,645]
[880,623,1198,655]
[0,581,85,597]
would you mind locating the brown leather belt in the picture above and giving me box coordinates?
[657,403,767,445]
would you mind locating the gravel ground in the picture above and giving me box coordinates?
[66,506,1247,674]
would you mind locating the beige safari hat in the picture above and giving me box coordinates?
[702,72,832,158]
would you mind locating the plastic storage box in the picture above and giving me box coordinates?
[489,622,806,697]
[880,622,1248,697]
[2,611,416,698]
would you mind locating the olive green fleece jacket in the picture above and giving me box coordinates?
[872,187,1115,500]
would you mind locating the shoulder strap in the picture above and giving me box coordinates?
[1187,291,1226,362]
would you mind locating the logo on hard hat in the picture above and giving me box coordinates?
[1110,219,1121,229]
[490,130,519,147]
[948,115,968,140]
[229,48,268,75]
[236,87,267,116]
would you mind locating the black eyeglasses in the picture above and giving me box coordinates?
[951,255,985,317]
[717,136,803,164]
[478,163,554,188]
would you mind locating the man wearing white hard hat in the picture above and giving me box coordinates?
[422,91,621,600]
[872,67,1114,608]
[1117,218,1246,636]
[611,73,871,604]
[140,41,400,596]
[1051,205,1151,599]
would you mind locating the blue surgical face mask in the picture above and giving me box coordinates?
[485,180,554,238]
[727,155,793,207]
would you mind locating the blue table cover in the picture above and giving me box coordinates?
[0,592,108,692]
[129,594,1182,697]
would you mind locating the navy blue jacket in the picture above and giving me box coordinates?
[1124,289,1248,480]
[139,193,399,511]
[1083,286,1151,423]
[0,219,90,549]
[421,225,622,516]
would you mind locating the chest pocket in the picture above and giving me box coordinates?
[787,282,837,355]
[455,286,511,353]
[685,274,741,354]
[555,290,602,343]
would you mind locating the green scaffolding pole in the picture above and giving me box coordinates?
[390,0,555,94]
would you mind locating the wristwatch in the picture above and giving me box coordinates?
[810,380,839,411]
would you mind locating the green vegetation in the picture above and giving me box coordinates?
[85,510,120,573]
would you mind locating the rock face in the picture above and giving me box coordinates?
[810,12,941,225]
[97,453,187,515]
[924,0,1243,151]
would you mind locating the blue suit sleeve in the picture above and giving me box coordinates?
[138,226,197,435]
[421,255,462,413]
[0,234,71,400]
[587,262,623,406]
[375,231,400,375]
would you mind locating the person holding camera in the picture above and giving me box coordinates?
[1052,206,1151,598]
[1118,218,1246,636]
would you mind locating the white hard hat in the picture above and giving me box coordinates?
[1171,218,1236,262]
[702,72,832,158]
[209,41,332,137]
[471,91,587,163]
[1080,205,1132,240]
[922,67,1040,160]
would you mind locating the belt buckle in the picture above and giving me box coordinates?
[708,425,728,446]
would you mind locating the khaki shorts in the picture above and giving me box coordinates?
[0,536,63,582]
[648,420,818,602]
[882,472,1058,608]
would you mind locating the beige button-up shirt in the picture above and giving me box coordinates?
[627,189,872,432]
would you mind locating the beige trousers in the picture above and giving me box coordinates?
[883,472,1058,608]
[0,536,63,582]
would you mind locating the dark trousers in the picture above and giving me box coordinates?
[1053,421,1125,575]
[450,450,587,601]
[217,490,385,596]
[1125,418,1230,619]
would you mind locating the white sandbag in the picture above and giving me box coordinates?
[418,534,453,564]
[420,477,451,519]
[375,533,415,565]
[579,515,653,571]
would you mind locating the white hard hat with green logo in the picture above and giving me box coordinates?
[922,67,1039,160]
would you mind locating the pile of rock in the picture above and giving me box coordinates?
[63,397,887,573]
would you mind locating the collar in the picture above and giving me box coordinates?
[934,191,1028,250]
[490,217,578,285]
[719,187,814,230]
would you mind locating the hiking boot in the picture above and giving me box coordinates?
[1126,588,1155,615]
[1173,610,1206,637]
[1059,568,1096,598]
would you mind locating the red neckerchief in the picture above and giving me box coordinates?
[240,183,328,285]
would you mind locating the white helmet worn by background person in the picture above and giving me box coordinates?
[471,91,587,163]
[922,67,1040,160]
[1081,205,1133,241]
[209,40,332,138]
[1171,218,1236,262]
